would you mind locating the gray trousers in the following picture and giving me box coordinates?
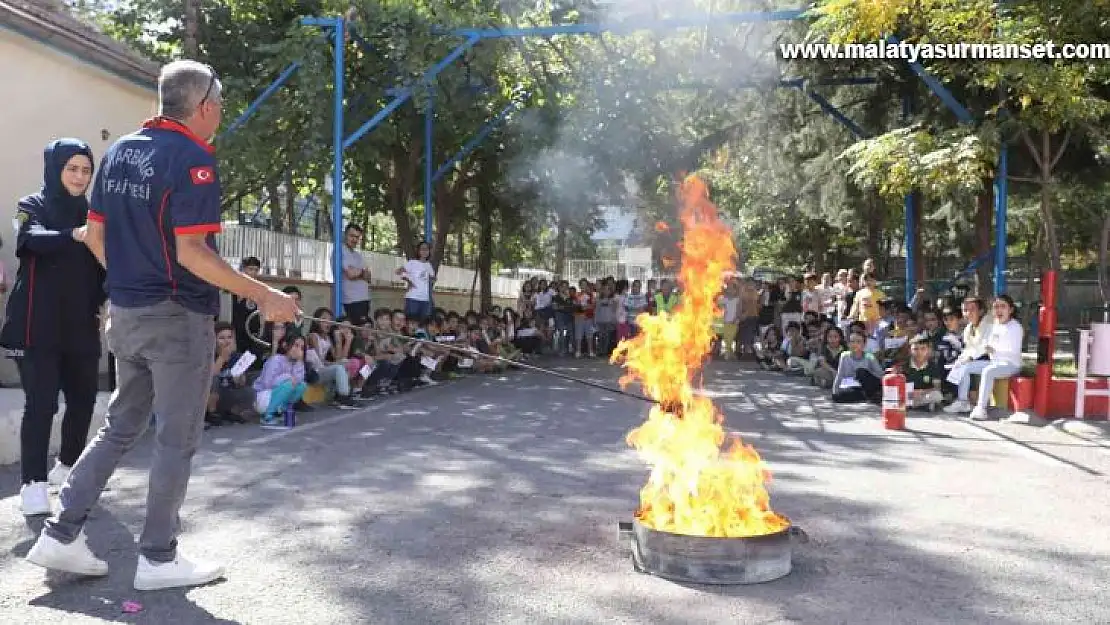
[45,300,214,563]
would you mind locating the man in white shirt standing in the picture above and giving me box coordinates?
[341,224,371,324]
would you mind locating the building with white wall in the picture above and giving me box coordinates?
[0,0,158,384]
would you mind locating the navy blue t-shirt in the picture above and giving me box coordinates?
[89,118,222,315]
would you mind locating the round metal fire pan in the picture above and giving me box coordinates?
[630,518,805,585]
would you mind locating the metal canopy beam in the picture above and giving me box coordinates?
[234,8,1016,316]
[451,9,806,39]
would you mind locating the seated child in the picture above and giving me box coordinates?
[812,327,846,389]
[305,308,357,406]
[781,322,809,373]
[207,322,256,427]
[466,324,505,373]
[755,325,784,371]
[253,335,308,426]
[904,334,944,411]
[831,331,885,403]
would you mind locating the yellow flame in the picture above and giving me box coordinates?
[612,175,789,538]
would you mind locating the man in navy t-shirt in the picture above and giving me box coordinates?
[27,60,300,591]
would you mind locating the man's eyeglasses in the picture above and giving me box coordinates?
[198,65,219,109]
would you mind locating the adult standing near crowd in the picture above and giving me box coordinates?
[25,60,300,590]
[1,139,106,517]
[396,240,435,322]
[341,223,372,325]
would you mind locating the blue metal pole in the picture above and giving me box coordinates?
[994,146,1009,295]
[451,9,806,38]
[433,99,520,183]
[903,95,916,297]
[888,36,973,124]
[344,34,480,150]
[905,193,916,297]
[801,89,867,139]
[424,89,435,244]
[219,62,300,139]
[332,17,345,315]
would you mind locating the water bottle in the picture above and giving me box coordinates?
[283,405,296,429]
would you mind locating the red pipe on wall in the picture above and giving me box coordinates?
[1033,270,1058,417]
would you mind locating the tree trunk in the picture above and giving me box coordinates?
[865,194,884,265]
[477,172,494,313]
[974,182,993,296]
[910,191,924,285]
[283,170,296,235]
[183,0,199,57]
[556,214,568,277]
[456,229,465,268]
[1039,130,1063,272]
[266,181,283,232]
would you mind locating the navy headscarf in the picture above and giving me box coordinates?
[33,138,94,230]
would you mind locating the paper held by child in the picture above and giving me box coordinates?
[229,352,256,378]
[840,377,861,389]
[884,336,907,350]
[359,363,375,379]
[420,356,438,370]
[946,364,967,385]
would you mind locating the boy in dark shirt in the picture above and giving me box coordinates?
[904,334,944,411]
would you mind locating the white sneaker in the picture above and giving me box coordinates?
[26,531,109,576]
[419,373,438,386]
[47,460,71,488]
[970,406,991,421]
[943,400,972,414]
[20,482,51,516]
[134,553,225,591]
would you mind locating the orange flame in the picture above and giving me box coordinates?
[611,175,789,538]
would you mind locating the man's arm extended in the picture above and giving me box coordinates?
[176,234,270,302]
[77,221,106,267]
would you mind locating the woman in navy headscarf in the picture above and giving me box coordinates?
[1,139,106,517]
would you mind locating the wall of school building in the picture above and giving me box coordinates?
[0,25,157,386]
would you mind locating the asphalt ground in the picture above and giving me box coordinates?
[1,359,1109,625]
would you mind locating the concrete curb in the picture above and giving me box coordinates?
[1049,417,1110,441]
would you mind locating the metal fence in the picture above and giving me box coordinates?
[217,224,525,298]
[564,259,656,283]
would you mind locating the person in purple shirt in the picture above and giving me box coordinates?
[26,60,300,591]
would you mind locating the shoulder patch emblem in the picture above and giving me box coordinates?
[16,211,29,226]
[189,166,216,185]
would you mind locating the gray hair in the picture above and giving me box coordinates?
[158,60,222,119]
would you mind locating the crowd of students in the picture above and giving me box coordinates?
[717,263,1024,420]
[208,256,553,429]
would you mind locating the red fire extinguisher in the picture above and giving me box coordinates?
[881,372,907,430]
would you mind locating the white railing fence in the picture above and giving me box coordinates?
[218,224,525,299]
[564,259,656,283]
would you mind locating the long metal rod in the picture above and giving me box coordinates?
[331,17,346,315]
[799,88,867,139]
[994,146,1009,295]
[451,9,806,38]
[343,34,481,150]
[220,61,301,139]
[424,89,435,243]
[245,311,654,404]
[903,94,916,297]
[433,98,521,183]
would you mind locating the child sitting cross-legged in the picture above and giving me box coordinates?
[253,334,308,427]
[903,333,945,411]
[755,325,784,371]
[811,326,846,389]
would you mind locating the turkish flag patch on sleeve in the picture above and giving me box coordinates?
[189,166,216,185]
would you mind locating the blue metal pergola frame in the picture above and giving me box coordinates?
[225,8,1009,314]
